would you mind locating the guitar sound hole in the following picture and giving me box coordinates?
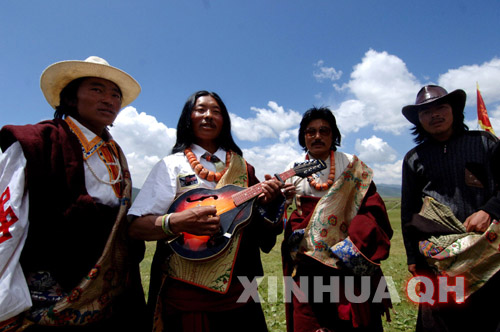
[186,194,218,203]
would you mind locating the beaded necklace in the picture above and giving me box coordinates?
[306,150,336,191]
[184,148,231,182]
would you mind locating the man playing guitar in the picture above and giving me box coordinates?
[128,91,285,332]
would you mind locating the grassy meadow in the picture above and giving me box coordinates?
[139,198,418,331]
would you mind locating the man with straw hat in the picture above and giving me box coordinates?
[0,56,147,331]
[401,85,500,331]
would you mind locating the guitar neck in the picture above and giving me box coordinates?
[231,169,296,206]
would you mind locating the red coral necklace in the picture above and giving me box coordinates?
[306,150,336,191]
[184,148,231,182]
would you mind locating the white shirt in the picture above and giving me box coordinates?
[66,117,121,207]
[128,144,228,217]
[0,141,31,321]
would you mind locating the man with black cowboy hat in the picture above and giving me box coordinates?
[401,85,500,331]
[0,56,147,331]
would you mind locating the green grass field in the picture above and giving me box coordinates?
[139,198,418,331]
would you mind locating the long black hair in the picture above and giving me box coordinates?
[171,91,243,156]
[53,77,87,119]
[298,106,341,152]
[411,101,469,144]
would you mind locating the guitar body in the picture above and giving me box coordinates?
[168,185,255,261]
[167,158,326,261]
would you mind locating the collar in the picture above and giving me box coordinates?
[191,144,226,161]
[65,116,115,160]
[306,151,330,162]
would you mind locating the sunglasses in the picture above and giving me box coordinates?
[304,126,332,137]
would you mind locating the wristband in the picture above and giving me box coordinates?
[161,213,176,237]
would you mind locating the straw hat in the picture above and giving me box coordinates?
[40,56,141,109]
[402,85,466,125]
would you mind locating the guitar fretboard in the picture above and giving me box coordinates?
[232,185,263,206]
[231,169,296,206]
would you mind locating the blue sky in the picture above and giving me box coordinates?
[2,1,500,187]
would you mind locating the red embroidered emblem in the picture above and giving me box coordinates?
[327,214,337,226]
[88,266,101,280]
[68,287,83,302]
[0,187,19,244]
[486,231,497,243]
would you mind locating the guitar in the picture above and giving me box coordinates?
[168,159,326,261]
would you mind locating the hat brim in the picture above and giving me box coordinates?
[40,60,141,110]
[402,89,466,125]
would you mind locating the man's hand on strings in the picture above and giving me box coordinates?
[258,174,284,205]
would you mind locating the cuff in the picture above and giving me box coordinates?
[330,237,380,276]
[257,196,286,225]
[480,196,500,220]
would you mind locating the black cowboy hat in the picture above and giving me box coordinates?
[402,85,466,125]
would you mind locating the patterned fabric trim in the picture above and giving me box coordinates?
[330,236,380,276]
[65,118,105,160]
[418,196,500,299]
[167,152,249,294]
[293,155,373,269]
[66,118,122,197]
[0,315,23,332]
[95,141,122,198]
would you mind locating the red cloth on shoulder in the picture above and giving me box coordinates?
[348,182,393,263]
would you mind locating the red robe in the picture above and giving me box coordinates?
[282,182,393,332]
[0,120,147,331]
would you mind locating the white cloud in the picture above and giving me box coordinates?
[231,101,302,142]
[369,159,403,186]
[278,127,299,144]
[438,58,500,106]
[489,105,500,134]
[313,60,343,82]
[340,49,420,135]
[355,135,397,164]
[438,58,500,133]
[243,143,303,181]
[333,99,370,134]
[110,106,176,188]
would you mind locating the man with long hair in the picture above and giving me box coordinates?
[128,90,285,331]
[401,85,500,331]
[281,107,393,332]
